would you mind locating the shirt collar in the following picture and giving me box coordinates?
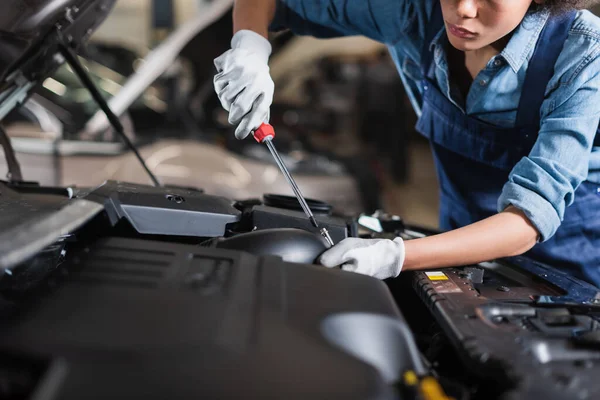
[429,26,446,52]
[500,10,550,73]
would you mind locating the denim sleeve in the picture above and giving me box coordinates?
[498,39,600,241]
[270,0,415,43]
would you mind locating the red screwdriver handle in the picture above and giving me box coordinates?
[253,123,275,143]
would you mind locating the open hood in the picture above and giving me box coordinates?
[0,1,116,270]
[0,0,116,122]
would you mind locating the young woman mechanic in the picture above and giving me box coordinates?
[213,0,600,286]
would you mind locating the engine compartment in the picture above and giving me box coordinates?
[1,179,600,400]
[0,180,417,400]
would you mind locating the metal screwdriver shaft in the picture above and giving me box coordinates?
[264,140,314,221]
[265,138,335,247]
[253,123,334,247]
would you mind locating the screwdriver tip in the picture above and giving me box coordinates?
[309,216,319,228]
[320,228,335,247]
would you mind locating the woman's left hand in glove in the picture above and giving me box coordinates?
[319,237,406,280]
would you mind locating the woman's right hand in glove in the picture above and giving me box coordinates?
[213,29,274,140]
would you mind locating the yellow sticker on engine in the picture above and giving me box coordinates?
[425,271,449,281]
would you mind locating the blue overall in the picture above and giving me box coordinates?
[416,7,600,286]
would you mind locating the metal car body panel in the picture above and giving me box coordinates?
[0,136,363,214]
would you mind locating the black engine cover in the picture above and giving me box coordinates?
[215,228,329,264]
[0,237,413,399]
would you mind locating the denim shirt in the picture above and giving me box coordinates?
[271,0,600,241]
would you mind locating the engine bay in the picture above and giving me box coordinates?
[0,180,600,399]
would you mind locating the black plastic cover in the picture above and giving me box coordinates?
[0,181,102,270]
[82,181,241,237]
[250,204,349,244]
[263,193,333,214]
[215,228,329,264]
[0,237,413,399]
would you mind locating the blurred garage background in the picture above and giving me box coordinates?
[2,0,600,230]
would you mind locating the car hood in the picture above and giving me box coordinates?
[0,0,116,121]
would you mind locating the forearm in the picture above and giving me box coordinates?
[403,206,539,271]
[233,0,277,38]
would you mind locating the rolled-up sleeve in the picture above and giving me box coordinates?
[498,42,600,241]
[270,0,413,43]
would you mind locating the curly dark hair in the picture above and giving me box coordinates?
[538,0,600,13]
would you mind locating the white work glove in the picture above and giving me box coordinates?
[213,30,274,140]
[319,237,406,280]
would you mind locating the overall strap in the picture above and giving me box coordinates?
[515,11,577,130]
[420,2,444,79]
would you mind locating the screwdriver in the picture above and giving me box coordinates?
[253,123,335,247]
